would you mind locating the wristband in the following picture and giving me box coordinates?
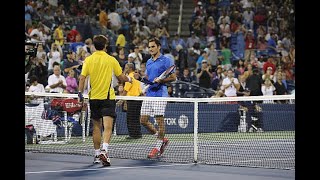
[127,76,132,83]
[78,92,84,102]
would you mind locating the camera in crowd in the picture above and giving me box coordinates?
[25,41,40,58]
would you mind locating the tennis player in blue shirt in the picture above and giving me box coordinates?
[138,37,176,158]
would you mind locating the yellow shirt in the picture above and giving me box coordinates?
[81,51,122,100]
[124,72,141,96]
[116,34,126,47]
[54,27,64,46]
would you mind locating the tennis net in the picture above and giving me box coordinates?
[25,92,295,169]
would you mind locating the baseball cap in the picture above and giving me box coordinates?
[128,54,134,58]
[202,60,208,63]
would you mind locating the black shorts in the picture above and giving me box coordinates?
[89,99,116,119]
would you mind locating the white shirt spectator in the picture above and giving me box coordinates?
[28,83,45,93]
[261,85,275,96]
[156,10,168,20]
[222,77,239,97]
[108,12,121,31]
[241,0,253,8]
[47,73,67,93]
[30,28,44,42]
[36,51,47,63]
[261,80,275,103]
[217,16,230,25]
[28,82,45,104]
[47,51,61,70]
[243,10,254,23]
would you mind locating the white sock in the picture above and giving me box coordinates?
[95,149,100,156]
[155,140,162,151]
[153,131,159,138]
[102,143,109,151]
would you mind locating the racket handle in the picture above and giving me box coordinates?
[142,84,150,94]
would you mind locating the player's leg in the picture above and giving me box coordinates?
[148,101,169,158]
[140,100,160,158]
[155,115,165,140]
[99,116,113,166]
[156,101,169,155]
[90,100,103,164]
[140,101,157,135]
[99,99,116,166]
[92,118,102,163]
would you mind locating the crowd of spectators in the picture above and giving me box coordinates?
[25,0,295,100]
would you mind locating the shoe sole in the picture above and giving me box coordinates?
[99,154,111,166]
[147,150,160,159]
[160,140,169,155]
[147,154,160,159]
[93,160,100,164]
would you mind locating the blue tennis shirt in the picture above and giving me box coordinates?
[145,54,174,97]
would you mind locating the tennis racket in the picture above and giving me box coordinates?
[142,65,176,93]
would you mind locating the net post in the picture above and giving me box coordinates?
[54,131,57,142]
[193,101,198,163]
[113,123,117,136]
[63,111,68,142]
[86,103,90,137]
[81,110,85,142]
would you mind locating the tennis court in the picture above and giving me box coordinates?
[26,152,294,180]
[26,131,295,179]
[25,93,295,179]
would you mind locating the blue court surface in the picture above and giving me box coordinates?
[26,152,294,180]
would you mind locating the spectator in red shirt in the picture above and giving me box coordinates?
[262,58,276,74]
[66,26,80,43]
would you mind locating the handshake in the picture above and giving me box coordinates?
[78,92,84,103]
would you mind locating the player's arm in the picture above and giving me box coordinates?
[154,59,176,84]
[114,59,132,83]
[78,74,86,94]
[78,59,89,94]
[117,74,132,83]
[156,73,176,84]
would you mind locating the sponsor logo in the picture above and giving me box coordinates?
[165,118,177,125]
[178,115,188,128]
[161,115,188,128]
[64,102,82,109]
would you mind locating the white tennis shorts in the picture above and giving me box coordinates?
[140,100,167,116]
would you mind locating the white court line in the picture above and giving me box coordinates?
[213,158,295,164]
[25,163,192,175]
